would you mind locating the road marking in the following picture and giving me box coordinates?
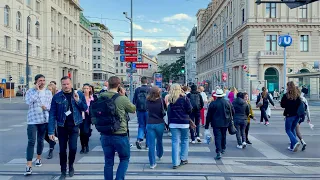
[92,145,211,152]
[10,124,24,128]
[54,175,207,180]
[0,129,12,132]
[0,176,13,180]
[249,135,289,159]
[6,158,35,164]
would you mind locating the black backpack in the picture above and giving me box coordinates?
[90,93,121,134]
[297,99,307,118]
[190,93,201,110]
[136,88,148,111]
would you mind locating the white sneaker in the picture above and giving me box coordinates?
[150,164,157,169]
[168,132,172,137]
[196,137,202,143]
[287,146,293,151]
[293,142,300,152]
[242,142,247,148]
[191,141,196,144]
[237,145,243,149]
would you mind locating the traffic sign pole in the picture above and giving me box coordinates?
[130,0,134,102]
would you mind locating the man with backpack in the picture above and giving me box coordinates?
[133,76,150,149]
[187,85,204,144]
[91,76,136,180]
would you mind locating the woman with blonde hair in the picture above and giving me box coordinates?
[167,84,193,169]
[228,87,237,103]
[281,81,302,152]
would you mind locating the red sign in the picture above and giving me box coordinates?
[135,63,149,69]
[124,48,138,54]
[222,72,227,82]
[123,56,138,62]
[122,41,138,47]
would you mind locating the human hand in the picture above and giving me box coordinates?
[307,119,311,123]
[41,106,47,111]
[73,90,79,102]
[119,87,126,96]
[35,82,40,90]
[49,135,56,141]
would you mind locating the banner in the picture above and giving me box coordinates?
[154,73,162,88]
[250,80,266,101]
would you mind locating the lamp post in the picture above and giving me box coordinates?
[26,14,39,90]
[123,0,134,101]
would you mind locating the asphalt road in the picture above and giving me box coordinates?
[0,108,319,180]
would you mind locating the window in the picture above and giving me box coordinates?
[4,5,10,27]
[51,28,54,43]
[36,46,40,57]
[266,35,277,51]
[266,3,276,18]
[93,64,96,68]
[121,69,123,73]
[121,63,123,67]
[116,69,118,73]
[116,57,118,60]
[300,35,309,52]
[300,5,307,19]
[98,40,100,43]
[16,12,21,31]
[177,49,180,53]
[93,39,96,43]
[5,61,12,80]
[18,63,23,78]
[26,0,31,6]
[36,1,40,12]
[116,63,118,67]
[28,43,32,56]
[93,47,96,51]
[36,24,40,39]
[27,17,31,35]
[98,64,101,68]
[239,39,243,53]
[228,47,231,60]
[93,56,96,59]
[5,36,11,50]
[94,32,97,37]
[98,56,100,59]
[17,40,21,52]
[98,48,101,51]
[242,9,245,23]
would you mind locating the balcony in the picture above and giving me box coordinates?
[258,50,284,59]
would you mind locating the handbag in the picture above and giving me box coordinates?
[227,103,237,135]
[256,93,263,108]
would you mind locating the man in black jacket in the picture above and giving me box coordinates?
[187,85,204,143]
[205,89,234,160]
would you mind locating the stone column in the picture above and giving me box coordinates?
[259,64,264,80]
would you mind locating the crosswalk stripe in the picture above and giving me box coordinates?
[0,176,13,180]
[54,175,209,180]
[0,129,12,132]
[91,146,210,152]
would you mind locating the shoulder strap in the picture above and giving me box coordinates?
[111,93,120,101]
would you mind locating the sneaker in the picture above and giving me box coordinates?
[237,145,243,149]
[260,122,264,124]
[69,166,74,177]
[221,149,226,154]
[35,159,42,167]
[150,164,157,169]
[145,146,149,150]
[24,166,32,176]
[196,137,202,143]
[215,153,221,160]
[168,132,172,137]
[173,165,180,169]
[246,140,252,145]
[302,143,307,151]
[47,149,53,159]
[136,141,142,150]
[157,157,162,161]
[130,144,133,148]
[180,160,188,165]
[265,122,270,126]
[287,146,293,151]
[293,142,300,152]
[191,141,196,144]
[59,172,67,180]
[242,142,247,148]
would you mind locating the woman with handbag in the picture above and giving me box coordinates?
[256,87,276,125]
[167,84,193,169]
[146,86,167,169]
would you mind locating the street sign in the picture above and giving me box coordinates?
[120,55,142,62]
[120,47,142,55]
[132,63,136,69]
[126,69,137,73]
[154,73,162,88]
[278,35,292,47]
[134,63,149,69]
[1,79,6,83]
[120,40,142,47]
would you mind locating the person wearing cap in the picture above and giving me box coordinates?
[24,74,53,176]
[205,89,234,160]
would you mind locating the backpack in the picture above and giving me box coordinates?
[90,93,121,134]
[297,99,307,118]
[190,93,201,110]
[136,88,148,111]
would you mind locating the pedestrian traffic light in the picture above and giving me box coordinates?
[9,76,12,81]
[181,65,185,74]
[222,72,227,82]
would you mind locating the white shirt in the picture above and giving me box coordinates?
[200,92,208,103]
[38,88,46,105]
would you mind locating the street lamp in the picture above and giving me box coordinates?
[26,14,39,89]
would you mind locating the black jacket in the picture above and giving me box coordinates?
[281,93,301,117]
[232,97,250,124]
[205,98,234,128]
[187,91,204,112]
[256,93,274,109]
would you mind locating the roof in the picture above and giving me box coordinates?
[157,46,186,56]
[114,45,120,51]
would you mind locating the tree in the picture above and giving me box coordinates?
[157,56,185,83]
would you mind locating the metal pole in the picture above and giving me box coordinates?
[283,46,287,92]
[26,24,29,90]
[223,20,227,87]
[129,0,134,101]
[185,63,187,86]
[9,81,11,102]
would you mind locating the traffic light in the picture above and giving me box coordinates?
[9,76,12,81]
[222,72,227,82]
[181,64,185,74]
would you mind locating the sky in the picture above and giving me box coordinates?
[80,0,211,55]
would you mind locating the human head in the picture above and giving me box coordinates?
[108,76,121,90]
[50,81,57,86]
[168,83,183,104]
[191,84,197,92]
[61,76,72,93]
[199,86,204,92]
[301,87,308,94]
[182,86,188,92]
[34,74,46,89]
[261,87,267,98]
[286,81,299,100]
[82,83,91,95]
[237,92,244,99]
[243,92,249,101]
[141,76,147,85]
[47,84,56,96]
[230,87,236,92]
[103,81,108,88]
[147,86,161,101]
[89,85,95,95]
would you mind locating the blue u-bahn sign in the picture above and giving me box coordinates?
[278,35,292,47]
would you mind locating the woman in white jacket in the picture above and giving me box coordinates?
[296,88,311,151]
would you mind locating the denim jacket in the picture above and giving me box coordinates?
[48,90,88,135]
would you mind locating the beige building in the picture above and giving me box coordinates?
[114,45,127,82]
[196,0,320,98]
[0,0,92,90]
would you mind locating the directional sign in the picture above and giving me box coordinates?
[126,69,137,73]
[278,35,292,47]
[132,63,136,69]
[120,47,142,55]
[120,55,142,62]
[1,79,6,83]
[134,63,149,69]
[120,40,142,47]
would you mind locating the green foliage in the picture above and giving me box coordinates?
[157,56,185,83]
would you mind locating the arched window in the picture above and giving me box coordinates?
[36,23,40,39]
[27,17,31,35]
[16,11,21,31]
[4,5,10,27]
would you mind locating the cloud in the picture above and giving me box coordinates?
[132,23,143,30]
[163,13,194,22]
[133,38,185,54]
[145,28,163,33]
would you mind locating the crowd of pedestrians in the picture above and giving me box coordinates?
[22,73,312,180]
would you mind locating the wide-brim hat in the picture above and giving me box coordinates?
[214,89,226,97]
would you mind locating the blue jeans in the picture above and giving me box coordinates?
[189,111,200,141]
[26,124,47,161]
[285,116,299,149]
[137,111,148,143]
[171,128,189,166]
[100,135,130,180]
[147,123,165,166]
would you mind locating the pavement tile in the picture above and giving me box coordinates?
[53,175,208,180]
[217,165,293,174]
[286,166,320,174]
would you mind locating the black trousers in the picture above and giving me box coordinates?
[213,127,227,154]
[245,122,250,141]
[44,125,57,149]
[260,107,269,123]
[57,125,79,172]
